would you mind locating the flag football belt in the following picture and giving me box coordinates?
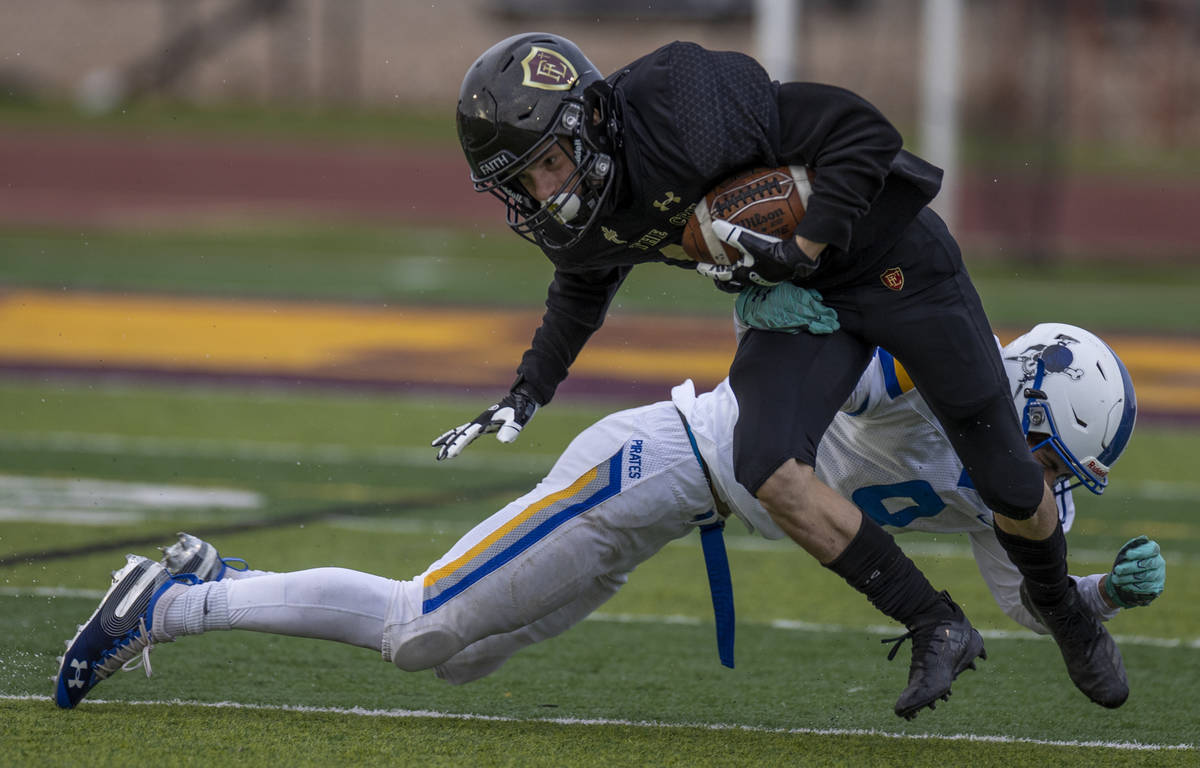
[676,407,735,669]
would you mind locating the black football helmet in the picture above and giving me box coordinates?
[457,33,616,250]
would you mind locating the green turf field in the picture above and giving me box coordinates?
[2,142,1199,763]
[2,376,1198,764]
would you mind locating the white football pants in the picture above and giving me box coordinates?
[160,401,715,684]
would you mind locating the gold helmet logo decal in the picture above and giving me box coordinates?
[521,46,578,91]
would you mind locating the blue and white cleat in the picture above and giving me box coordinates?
[159,532,247,582]
[53,555,180,709]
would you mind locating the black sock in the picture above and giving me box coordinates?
[825,512,950,628]
[993,521,1070,607]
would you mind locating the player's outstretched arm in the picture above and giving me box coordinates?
[432,386,540,460]
[1101,535,1166,609]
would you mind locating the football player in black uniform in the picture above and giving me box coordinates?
[435,33,1129,717]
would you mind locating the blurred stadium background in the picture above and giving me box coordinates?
[1,0,1198,400]
[1,1,1198,764]
[3,0,1198,259]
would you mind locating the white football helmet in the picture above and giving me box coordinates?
[1002,323,1137,495]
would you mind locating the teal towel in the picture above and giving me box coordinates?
[735,282,840,335]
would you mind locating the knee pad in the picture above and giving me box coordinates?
[973,460,1045,520]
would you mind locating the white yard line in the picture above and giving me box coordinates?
[0,474,260,508]
[5,586,1197,650]
[586,612,1200,650]
[0,585,109,599]
[0,473,262,524]
[0,693,1192,751]
[0,508,151,525]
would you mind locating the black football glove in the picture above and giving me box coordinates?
[432,386,540,461]
[696,219,820,288]
[709,275,746,294]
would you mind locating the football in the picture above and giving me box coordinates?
[682,165,814,265]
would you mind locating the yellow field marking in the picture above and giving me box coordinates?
[1,290,1197,411]
[0,290,533,370]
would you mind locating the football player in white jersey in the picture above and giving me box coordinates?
[55,323,1163,714]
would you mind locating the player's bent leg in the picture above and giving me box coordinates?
[435,571,627,684]
[387,402,708,675]
[827,511,985,718]
[987,469,1129,707]
[754,463,986,719]
[754,460,868,562]
[385,467,701,673]
[868,244,1128,708]
[1020,578,1129,708]
[386,509,686,673]
[887,591,987,720]
[999,492,1130,708]
[751,460,985,719]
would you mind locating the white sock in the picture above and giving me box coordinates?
[154,581,230,641]
[154,568,398,652]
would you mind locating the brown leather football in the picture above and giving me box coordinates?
[682,165,814,265]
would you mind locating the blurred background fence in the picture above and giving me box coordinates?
[5,0,1197,144]
[2,0,1197,263]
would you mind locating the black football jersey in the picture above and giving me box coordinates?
[514,42,943,405]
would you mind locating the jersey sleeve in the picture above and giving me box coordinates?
[614,42,780,187]
[839,352,886,416]
[968,531,1044,632]
[515,265,631,405]
[775,82,903,251]
[840,348,914,417]
[660,44,779,180]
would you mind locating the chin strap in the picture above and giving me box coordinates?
[677,408,735,669]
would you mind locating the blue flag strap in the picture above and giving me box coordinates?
[699,519,735,668]
[677,408,735,669]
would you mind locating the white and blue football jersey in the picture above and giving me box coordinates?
[675,347,1115,633]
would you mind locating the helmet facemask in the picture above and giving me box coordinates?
[470,100,614,250]
[1021,364,1111,495]
[457,34,615,251]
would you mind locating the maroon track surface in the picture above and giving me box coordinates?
[2,127,1198,255]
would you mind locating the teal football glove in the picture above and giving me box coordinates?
[1104,536,1165,608]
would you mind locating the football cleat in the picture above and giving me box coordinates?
[1021,581,1129,708]
[53,555,189,709]
[885,592,987,720]
[159,531,247,582]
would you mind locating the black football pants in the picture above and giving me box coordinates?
[729,207,1045,520]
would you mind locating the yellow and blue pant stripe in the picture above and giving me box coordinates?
[421,450,624,614]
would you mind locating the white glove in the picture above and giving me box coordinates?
[431,388,540,461]
[695,219,818,287]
